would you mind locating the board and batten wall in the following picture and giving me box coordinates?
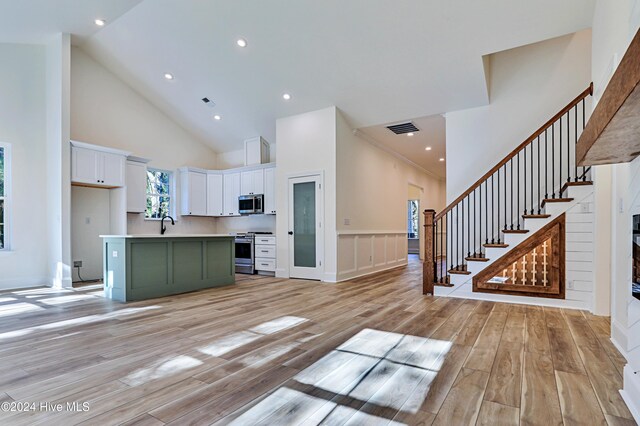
[70,47,220,237]
[335,109,446,281]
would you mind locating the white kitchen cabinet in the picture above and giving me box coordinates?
[240,169,264,195]
[206,172,224,217]
[71,142,127,187]
[255,236,276,274]
[179,168,207,216]
[223,172,241,216]
[264,166,276,215]
[244,137,270,166]
[126,160,148,213]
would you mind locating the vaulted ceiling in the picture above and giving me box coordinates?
[2,0,595,170]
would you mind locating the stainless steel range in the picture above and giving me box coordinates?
[234,232,273,274]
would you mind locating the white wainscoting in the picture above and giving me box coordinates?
[337,232,408,282]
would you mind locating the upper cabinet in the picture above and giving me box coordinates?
[207,172,224,217]
[71,141,129,188]
[223,172,241,216]
[244,137,270,166]
[264,166,276,215]
[240,169,264,195]
[126,158,149,213]
[179,168,207,216]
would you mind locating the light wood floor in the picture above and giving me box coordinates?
[0,256,635,425]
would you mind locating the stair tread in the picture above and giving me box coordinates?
[435,282,454,288]
[466,257,489,262]
[561,180,593,194]
[483,243,509,248]
[502,229,529,234]
[523,214,551,219]
[448,267,471,275]
[541,197,574,207]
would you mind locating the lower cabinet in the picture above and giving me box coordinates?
[255,236,276,273]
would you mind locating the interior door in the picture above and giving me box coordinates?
[288,175,323,280]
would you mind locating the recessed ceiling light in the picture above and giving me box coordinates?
[439,158,445,162]
[237,38,247,48]
[282,93,291,100]
[407,132,414,137]
[425,146,432,151]
[213,115,221,121]
[164,73,174,80]
[94,19,106,26]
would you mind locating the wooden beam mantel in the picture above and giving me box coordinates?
[577,28,640,166]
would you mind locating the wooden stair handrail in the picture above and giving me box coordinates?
[435,83,593,221]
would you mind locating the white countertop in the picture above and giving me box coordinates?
[100,234,234,239]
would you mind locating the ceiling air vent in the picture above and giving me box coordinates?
[386,122,419,135]
[201,97,216,108]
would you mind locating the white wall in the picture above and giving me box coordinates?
[0,44,49,289]
[46,34,73,288]
[71,186,110,281]
[70,47,220,236]
[275,106,338,281]
[217,145,277,169]
[336,110,446,280]
[445,29,592,201]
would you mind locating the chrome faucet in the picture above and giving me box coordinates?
[161,215,175,235]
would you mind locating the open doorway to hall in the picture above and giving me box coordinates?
[408,184,422,255]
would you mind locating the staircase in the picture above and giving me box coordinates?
[423,84,594,301]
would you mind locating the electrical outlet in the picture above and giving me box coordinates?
[344,218,351,226]
[73,260,82,268]
[567,280,574,290]
[580,203,590,213]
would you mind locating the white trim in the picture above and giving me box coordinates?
[352,129,444,181]
[70,140,131,157]
[337,230,406,236]
[622,365,640,424]
[337,262,408,282]
[287,171,325,280]
[0,142,11,251]
[0,276,49,290]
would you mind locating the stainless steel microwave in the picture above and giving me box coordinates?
[239,194,264,215]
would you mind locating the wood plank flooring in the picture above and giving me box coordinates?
[0,256,635,425]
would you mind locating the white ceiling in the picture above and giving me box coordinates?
[359,115,447,178]
[2,0,595,165]
[0,0,142,44]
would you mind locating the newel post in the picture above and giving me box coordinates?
[423,209,436,295]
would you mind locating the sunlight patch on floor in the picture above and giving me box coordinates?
[122,354,203,386]
[231,328,452,425]
[198,316,309,358]
[0,302,44,318]
[38,294,96,306]
[0,305,162,341]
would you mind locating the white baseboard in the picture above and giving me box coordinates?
[612,319,629,354]
[434,285,589,311]
[622,365,640,424]
[0,276,49,291]
[336,262,407,282]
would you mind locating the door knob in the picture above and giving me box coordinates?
[288,231,293,235]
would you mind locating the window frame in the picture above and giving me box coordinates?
[144,167,176,221]
[0,142,11,251]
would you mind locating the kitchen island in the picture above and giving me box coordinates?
[101,234,235,302]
